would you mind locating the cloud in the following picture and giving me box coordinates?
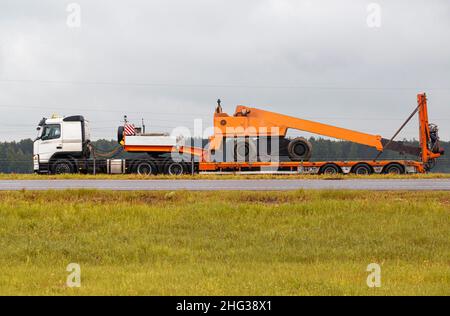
[0,0,449,141]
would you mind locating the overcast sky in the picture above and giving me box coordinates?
[0,0,449,143]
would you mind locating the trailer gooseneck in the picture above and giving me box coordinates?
[33,93,444,175]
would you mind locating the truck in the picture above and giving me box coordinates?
[33,93,444,175]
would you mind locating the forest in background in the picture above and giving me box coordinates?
[1,138,449,173]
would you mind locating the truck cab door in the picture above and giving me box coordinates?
[37,124,63,162]
[61,121,83,153]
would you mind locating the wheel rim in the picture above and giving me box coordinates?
[387,166,401,174]
[168,163,183,175]
[55,163,71,174]
[137,163,152,175]
[323,167,338,175]
[236,143,249,159]
[294,143,307,156]
[355,167,370,175]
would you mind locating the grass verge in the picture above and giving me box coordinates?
[0,190,448,295]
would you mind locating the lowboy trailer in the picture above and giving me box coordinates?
[33,93,444,175]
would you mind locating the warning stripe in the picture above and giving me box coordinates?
[124,123,136,136]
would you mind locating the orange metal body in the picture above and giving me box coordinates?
[198,159,425,172]
[212,105,384,151]
[121,93,442,174]
[418,94,442,164]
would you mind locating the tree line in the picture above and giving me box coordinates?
[0,138,448,173]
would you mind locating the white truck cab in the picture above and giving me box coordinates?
[33,115,90,173]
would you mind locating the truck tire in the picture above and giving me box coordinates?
[52,159,75,174]
[319,163,341,175]
[164,161,186,176]
[383,163,404,175]
[134,161,157,175]
[234,138,257,162]
[352,163,373,175]
[287,137,312,161]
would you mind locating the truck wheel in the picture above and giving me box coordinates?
[288,137,312,161]
[164,161,186,176]
[234,138,257,162]
[352,163,373,175]
[320,164,341,175]
[383,163,404,175]
[52,159,74,174]
[135,161,157,175]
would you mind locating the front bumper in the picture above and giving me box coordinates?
[33,155,50,173]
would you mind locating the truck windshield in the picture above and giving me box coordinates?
[41,124,61,140]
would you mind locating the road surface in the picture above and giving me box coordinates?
[0,179,448,191]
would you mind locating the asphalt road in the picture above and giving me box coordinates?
[0,179,448,191]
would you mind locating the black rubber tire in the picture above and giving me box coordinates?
[164,161,186,176]
[320,163,341,175]
[352,163,373,175]
[287,137,312,161]
[52,159,74,174]
[383,163,405,175]
[117,126,125,144]
[234,138,257,162]
[134,160,157,175]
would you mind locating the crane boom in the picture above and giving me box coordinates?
[213,106,384,151]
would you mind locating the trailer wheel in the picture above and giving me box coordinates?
[320,163,341,175]
[352,163,373,175]
[383,163,405,175]
[135,161,157,175]
[288,137,312,161]
[52,159,74,174]
[164,161,186,176]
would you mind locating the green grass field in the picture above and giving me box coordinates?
[0,190,448,295]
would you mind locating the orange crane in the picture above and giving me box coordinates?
[118,93,443,175]
[208,94,441,165]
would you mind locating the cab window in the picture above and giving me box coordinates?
[41,124,61,140]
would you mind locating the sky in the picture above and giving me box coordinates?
[0,0,449,142]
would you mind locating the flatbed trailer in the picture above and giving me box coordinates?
[34,156,424,175]
[33,93,444,175]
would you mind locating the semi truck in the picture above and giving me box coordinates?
[33,93,444,175]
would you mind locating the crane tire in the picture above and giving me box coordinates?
[234,138,257,162]
[288,137,312,161]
